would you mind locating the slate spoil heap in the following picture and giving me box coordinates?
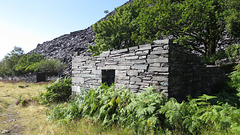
[29,0,134,75]
[29,26,95,75]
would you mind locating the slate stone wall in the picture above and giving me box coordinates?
[0,74,58,83]
[72,39,225,100]
[169,43,225,100]
[25,73,46,83]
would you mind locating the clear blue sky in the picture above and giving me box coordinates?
[0,0,128,60]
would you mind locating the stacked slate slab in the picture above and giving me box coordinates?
[72,39,225,101]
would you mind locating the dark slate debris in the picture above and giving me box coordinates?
[28,0,135,76]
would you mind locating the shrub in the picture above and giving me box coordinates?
[46,65,240,134]
[14,53,44,74]
[202,49,227,64]
[226,43,240,60]
[47,83,240,134]
[39,77,72,104]
[229,64,240,96]
[37,58,66,76]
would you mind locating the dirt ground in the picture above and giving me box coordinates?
[1,104,24,135]
[0,81,48,135]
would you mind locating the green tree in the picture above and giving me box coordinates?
[0,48,66,77]
[139,0,228,56]
[0,46,24,77]
[90,0,239,58]
[14,53,44,74]
[0,59,10,78]
[14,54,66,76]
[226,0,240,38]
[36,58,66,75]
[89,0,153,55]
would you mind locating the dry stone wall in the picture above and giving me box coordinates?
[72,39,170,96]
[169,43,225,100]
[72,39,225,101]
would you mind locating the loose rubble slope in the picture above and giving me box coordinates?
[29,0,134,75]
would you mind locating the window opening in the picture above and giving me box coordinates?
[102,70,115,86]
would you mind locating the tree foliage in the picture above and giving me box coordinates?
[90,0,240,57]
[15,53,44,74]
[226,0,240,38]
[38,77,72,104]
[140,0,227,56]
[47,82,240,134]
[36,58,66,75]
[0,47,66,77]
[0,46,24,77]
[225,43,240,59]
[89,0,152,56]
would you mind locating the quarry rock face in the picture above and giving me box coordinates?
[29,0,134,75]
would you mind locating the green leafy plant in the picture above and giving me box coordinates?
[39,77,72,104]
[0,48,66,78]
[45,65,240,134]
[229,64,240,96]
[119,86,167,134]
[225,43,240,60]
[0,46,24,77]
[202,49,227,64]
[16,94,39,107]
[36,58,66,76]
[90,0,239,58]
[14,53,44,74]
[46,82,240,134]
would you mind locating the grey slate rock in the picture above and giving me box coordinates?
[28,0,135,76]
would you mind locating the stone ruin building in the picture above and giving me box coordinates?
[72,39,224,101]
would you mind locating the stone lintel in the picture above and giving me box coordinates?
[98,65,131,70]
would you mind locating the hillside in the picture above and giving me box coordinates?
[29,26,95,75]
[29,0,134,75]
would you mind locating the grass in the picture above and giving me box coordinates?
[0,81,136,135]
[0,81,48,134]
[35,119,136,135]
[0,81,237,135]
